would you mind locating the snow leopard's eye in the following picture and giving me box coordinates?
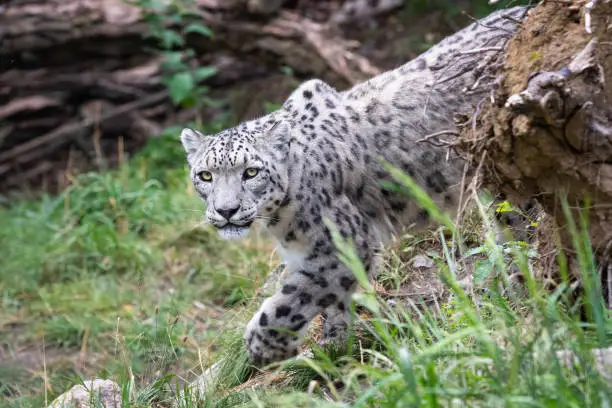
[198,171,212,182]
[244,168,259,179]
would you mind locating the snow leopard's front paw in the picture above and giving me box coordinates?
[244,307,304,367]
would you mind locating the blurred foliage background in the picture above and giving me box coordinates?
[13,2,610,408]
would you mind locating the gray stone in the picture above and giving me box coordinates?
[47,378,121,408]
[412,255,435,269]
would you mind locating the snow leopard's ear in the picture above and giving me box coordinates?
[180,128,209,164]
[259,120,291,160]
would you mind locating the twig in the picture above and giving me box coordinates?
[461,10,516,35]
[416,130,460,147]
[585,0,597,34]
[458,46,504,55]
[500,12,526,25]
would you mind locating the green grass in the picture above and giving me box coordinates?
[0,124,275,407]
[0,1,608,404]
[2,124,612,407]
[168,167,612,407]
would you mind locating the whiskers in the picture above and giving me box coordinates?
[181,208,205,213]
[178,207,210,228]
[194,218,210,228]
[255,215,279,223]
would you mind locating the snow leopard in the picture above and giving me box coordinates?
[180,6,529,366]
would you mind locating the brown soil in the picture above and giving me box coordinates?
[504,4,589,95]
[459,0,612,284]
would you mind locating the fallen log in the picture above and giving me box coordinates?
[455,0,612,296]
[0,0,390,193]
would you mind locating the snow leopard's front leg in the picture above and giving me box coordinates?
[244,203,374,366]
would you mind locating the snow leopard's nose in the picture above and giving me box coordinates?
[216,206,239,220]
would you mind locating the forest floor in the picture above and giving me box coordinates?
[1,2,611,407]
[3,121,610,408]
[0,124,464,406]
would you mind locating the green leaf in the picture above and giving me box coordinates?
[143,13,164,27]
[167,72,194,105]
[473,259,493,284]
[280,65,294,76]
[495,200,514,214]
[193,66,217,82]
[160,51,186,72]
[179,94,197,109]
[168,13,182,25]
[184,23,213,38]
[464,245,486,257]
[160,30,184,49]
[143,0,167,12]
[529,51,542,61]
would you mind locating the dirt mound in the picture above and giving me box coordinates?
[458,0,612,285]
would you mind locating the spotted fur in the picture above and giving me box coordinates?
[180,6,528,366]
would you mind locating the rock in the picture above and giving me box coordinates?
[412,255,435,269]
[47,379,121,408]
[260,263,288,297]
[189,359,223,397]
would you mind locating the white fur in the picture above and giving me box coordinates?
[218,225,251,240]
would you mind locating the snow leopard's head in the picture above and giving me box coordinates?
[180,118,291,240]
